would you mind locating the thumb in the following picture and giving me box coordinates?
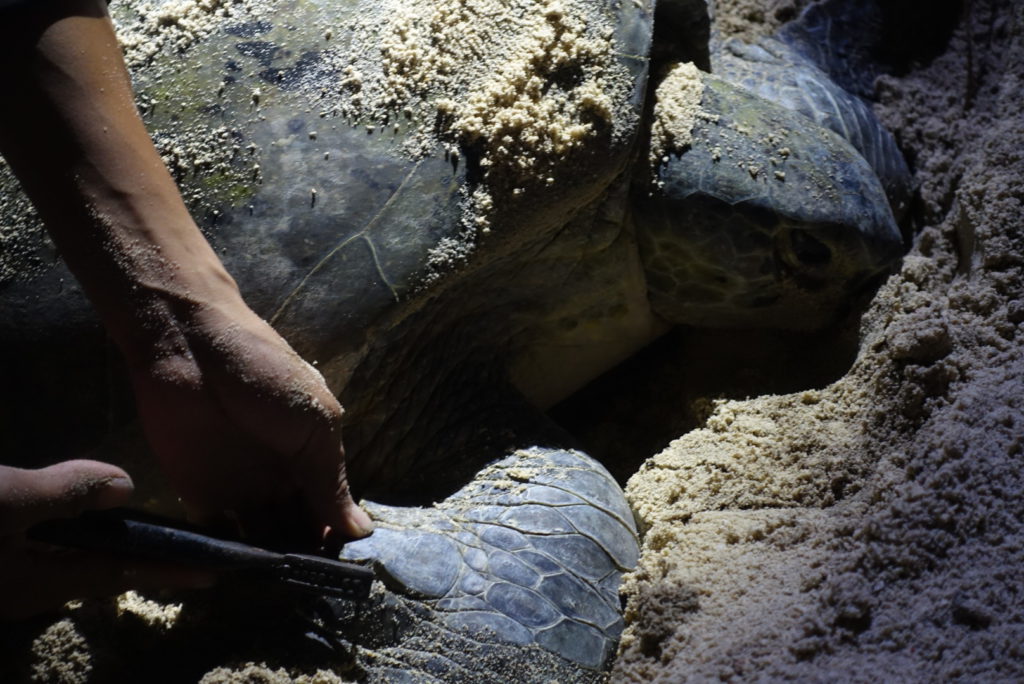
[0,460,134,534]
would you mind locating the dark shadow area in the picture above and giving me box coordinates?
[651,0,711,72]
[550,312,863,486]
[875,0,964,77]
[776,0,963,99]
[0,333,135,470]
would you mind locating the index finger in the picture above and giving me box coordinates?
[297,419,373,545]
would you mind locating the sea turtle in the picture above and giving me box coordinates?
[0,0,908,679]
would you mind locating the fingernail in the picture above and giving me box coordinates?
[94,475,134,509]
[350,506,374,537]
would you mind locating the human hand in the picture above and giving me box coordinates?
[0,460,212,620]
[127,297,374,550]
[0,0,370,551]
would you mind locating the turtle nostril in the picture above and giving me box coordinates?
[790,229,832,266]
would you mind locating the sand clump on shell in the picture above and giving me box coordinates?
[648,61,705,176]
[345,0,630,160]
[342,0,634,238]
[115,0,253,69]
[112,0,632,245]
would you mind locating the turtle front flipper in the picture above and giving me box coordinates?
[336,447,639,682]
[632,64,903,331]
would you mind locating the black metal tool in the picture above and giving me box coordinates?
[26,508,374,601]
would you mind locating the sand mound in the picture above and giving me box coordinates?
[615,0,1024,679]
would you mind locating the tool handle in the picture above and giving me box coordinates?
[26,508,280,568]
[26,508,374,601]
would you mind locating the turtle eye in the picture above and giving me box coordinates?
[789,228,832,267]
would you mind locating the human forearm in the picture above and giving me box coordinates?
[0,0,373,545]
[0,0,243,365]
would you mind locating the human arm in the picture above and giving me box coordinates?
[0,0,373,548]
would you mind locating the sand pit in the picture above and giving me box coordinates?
[614,0,1024,680]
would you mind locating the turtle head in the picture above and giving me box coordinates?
[632,70,904,331]
[633,191,902,330]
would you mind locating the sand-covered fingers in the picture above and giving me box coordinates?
[131,300,373,548]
